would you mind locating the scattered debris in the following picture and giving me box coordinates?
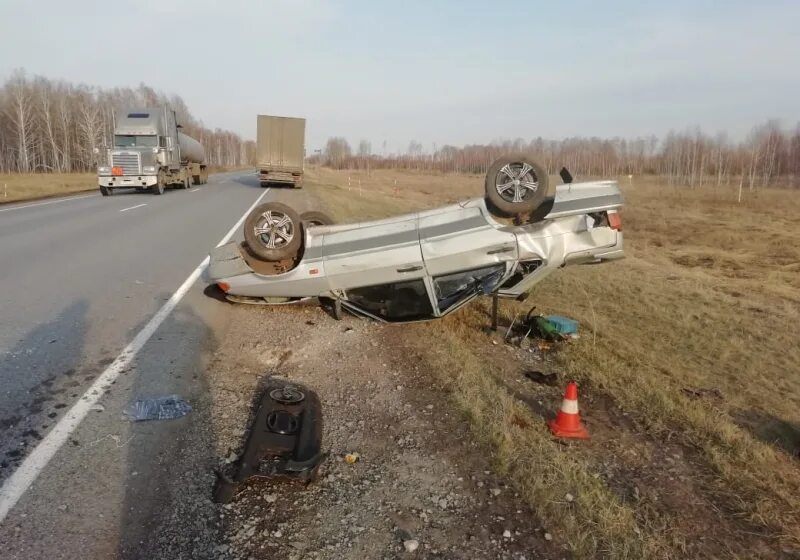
[501,307,580,349]
[124,395,191,421]
[213,379,325,503]
[89,404,105,412]
[403,539,419,552]
[523,370,558,386]
[544,315,579,335]
[682,386,724,400]
[502,529,512,538]
[344,452,360,464]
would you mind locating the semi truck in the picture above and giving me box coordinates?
[257,115,305,188]
[97,107,208,196]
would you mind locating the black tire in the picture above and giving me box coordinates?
[484,155,549,217]
[299,211,335,228]
[151,181,165,195]
[100,186,111,197]
[260,181,269,188]
[192,175,201,185]
[243,202,302,261]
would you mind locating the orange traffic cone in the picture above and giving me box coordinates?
[547,382,589,439]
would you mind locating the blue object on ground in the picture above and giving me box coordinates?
[544,315,579,334]
[125,395,192,421]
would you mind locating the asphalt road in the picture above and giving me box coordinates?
[0,172,279,558]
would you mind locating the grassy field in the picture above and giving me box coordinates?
[305,166,800,558]
[0,172,97,203]
[0,166,249,204]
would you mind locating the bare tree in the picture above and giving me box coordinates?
[4,70,34,172]
[0,70,255,173]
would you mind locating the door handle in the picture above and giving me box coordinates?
[487,247,514,255]
[397,265,423,273]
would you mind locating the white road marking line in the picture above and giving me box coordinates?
[0,188,271,524]
[189,188,201,193]
[119,203,147,212]
[0,194,96,214]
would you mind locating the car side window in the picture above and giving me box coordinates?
[433,264,505,312]
[345,279,434,322]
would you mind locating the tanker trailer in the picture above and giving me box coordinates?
[178,131,208,187]
[97,107,208,196]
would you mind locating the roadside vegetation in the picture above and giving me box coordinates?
[307,166,800,558]
[0,172,95,202]
[0,70,254,175]
[0,166,251,204]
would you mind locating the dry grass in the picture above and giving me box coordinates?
[0,172,96,203]
[0,166,251,204]
[306,167,800,558]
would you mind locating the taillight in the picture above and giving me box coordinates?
[607,211,622,231]
[217,282,231,293]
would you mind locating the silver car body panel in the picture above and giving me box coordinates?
[209,179,624,318]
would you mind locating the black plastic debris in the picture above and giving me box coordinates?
[213,379,324,503]
[524,371,558,386]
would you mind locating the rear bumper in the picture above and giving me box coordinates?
[564,232,624,265]
[98,175,158,188]
[259,170,303,186]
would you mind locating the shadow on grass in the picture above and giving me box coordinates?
[735,409,800,458]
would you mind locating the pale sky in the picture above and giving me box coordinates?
[1,0,798,152]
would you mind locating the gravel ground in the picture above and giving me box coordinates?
[184,301,561,560]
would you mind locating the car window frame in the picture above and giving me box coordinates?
[341,277,437,323]
[432,262,512,316]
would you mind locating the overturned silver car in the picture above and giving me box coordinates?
[209,156,624,322]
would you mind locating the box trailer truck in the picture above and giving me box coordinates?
[257,115,305,188]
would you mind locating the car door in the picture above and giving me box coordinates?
[322,217,425,290]
[418,206,518,277]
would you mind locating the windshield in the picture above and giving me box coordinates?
[114,135,158,148]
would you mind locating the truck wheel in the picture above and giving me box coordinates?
[300,211,334,229]
[260,181,269,188]
[151,182,165,195]
[244,202,303,261]
[484,155,549,217]
[100,186,111,197]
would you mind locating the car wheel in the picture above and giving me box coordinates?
[299,211,335,229]
[484,155,549,217]
[244,202,303,261]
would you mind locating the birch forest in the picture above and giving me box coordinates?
[320,123,800,189]
[0,70,255,173]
